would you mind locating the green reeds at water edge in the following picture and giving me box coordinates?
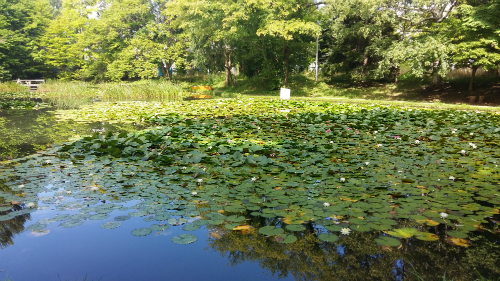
[37,80,186,101]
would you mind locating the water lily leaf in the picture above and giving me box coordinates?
[150,224,169,231]
[232,225,253,231]
[285,224,306,232]
[275,234,297,244]
[26,223,47,231]
[131,228,152,236]
[53,214,72,221]
[415,232,439,241]
[183,224,201,231]
[90,214,109,220]
[445,237,470,247]
[375,236,401,247]
[387,228,419,238]
[114,215,131,221]
[101,221,121,229]
[59,220,84,228]
[318,233,339,242]
[193,219,210,226]
[350,224,370,232]
[447,230,468,239]
[258,226,284,236]
[171,234,197,244]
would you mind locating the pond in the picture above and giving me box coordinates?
[0,98,499,281]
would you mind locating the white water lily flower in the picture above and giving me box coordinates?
[26,202,35,208]
[415,140,420,144]
[461,150,466,154]
[374,131,378,134]
[45,160,51,164]
[192,191,197,196]
[251,177,257,182]
[66,191,72,195]
[323,202,330,207]
[197,178,203,183]
[90,186,99,192]
[18,184,25,188]
[341,228,351,235]
[377,144,382,147]
[449,176,455,180]
[340,178,346,182]
[365,162,370,166]
[440,212,448,219]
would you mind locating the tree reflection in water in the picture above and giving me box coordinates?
[207,217,500,281]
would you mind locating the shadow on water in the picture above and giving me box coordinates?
[0,106,143,161]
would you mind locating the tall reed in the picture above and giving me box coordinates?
[37,80,187,101]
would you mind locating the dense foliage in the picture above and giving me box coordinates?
[0,0,499,88]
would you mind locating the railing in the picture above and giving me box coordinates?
[13,79,45,91]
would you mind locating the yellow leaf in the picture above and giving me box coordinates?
[217,209,225,214]
[447,237,471,247]
[426,219,440,226]
[232,225,253,231]
[417,185,427,189]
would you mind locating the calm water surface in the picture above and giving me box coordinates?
[0,104,499,281]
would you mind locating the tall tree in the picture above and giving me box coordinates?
[0,0,52,81]
[449,0,500,91]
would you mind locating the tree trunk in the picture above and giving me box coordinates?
[469,65,479,92]
[283,46,290,87]
[161,63,170,80]
[430,60,443,89]
[223,47,232,87]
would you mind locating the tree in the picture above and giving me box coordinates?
[323,0,459,84]
[449,0,500,91]
[166,0,320,88]
[0,0,52,81]
[37,0,92,79]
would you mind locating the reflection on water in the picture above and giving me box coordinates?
[0,204,31,249]
[0,108,142,161]
[207,221,500,280]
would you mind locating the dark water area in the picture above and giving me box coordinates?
[0,103,500,281]
[0,107,140,161]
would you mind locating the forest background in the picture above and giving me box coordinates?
[0,0,499,94]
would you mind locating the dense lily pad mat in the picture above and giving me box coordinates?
[1,99,500,249]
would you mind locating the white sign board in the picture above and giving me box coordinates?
[280,88,290,100]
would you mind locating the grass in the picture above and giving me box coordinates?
[0,82,30,93]
[1,72,498,110]
[37,79,186,101]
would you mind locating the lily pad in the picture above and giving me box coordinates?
[59,220,84,228]
[150,224,169,231]
[258,226,284,236]
[114,215,131,221]
[375,236,401,247]
[285,224,306,232]
[101,221,121,229]
[131,228,152,236]
[447,230,468,239]
[275,234,297,244]
[171,234,197,244]
[183,224,201,231]
[318,233,339,242]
